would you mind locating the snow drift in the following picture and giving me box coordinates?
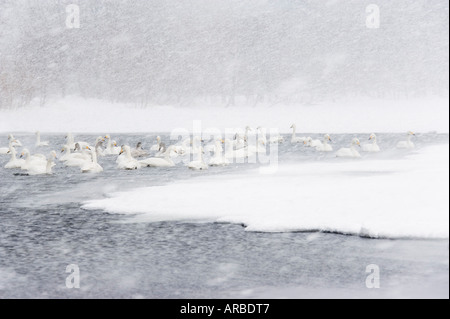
[82,144,450,239]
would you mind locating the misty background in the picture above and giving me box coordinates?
[0,0,448,109]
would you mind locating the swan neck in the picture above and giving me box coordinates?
[91,150,98,163]
[46,160,52,174]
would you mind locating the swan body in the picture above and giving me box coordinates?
[150,136,162,152]
[139,146,177,167]
[81,147,103,173]
[336,138,361,158]
[209,140,230,166]
[104,135,121,155]
[362,133,380,152]
[1,138,20,155]
[117,145,141,170]
[131,142,149,158]
[315,134,333,152]
[224,139,253,160]
[4,148,25,169]
[20,149,51,170]
[290,124,308,144]
[26,151,57,175]
[187,147,208,170]
[35,131,49,147]
[396,131,415,149]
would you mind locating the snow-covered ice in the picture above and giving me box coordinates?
[83,144,449,239]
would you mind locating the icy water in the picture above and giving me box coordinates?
[0,133,448,298]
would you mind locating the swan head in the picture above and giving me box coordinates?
[352,138,361,147]
[369,133,377,140]
[105,135,111,140]
[324,134,331,142]
[408,131,416,136]
[49,151,57,160]
[74,143,81,151]
[136,142,142,149]
[8,134,14,140]
[6,148,16,155]
[20,149,30,158]
[290,124,296,129]
[156,136,161,142]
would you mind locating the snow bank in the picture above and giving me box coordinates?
[0,96,448,133]
[82,144,450,239]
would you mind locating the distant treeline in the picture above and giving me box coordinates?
[0,0,448,108]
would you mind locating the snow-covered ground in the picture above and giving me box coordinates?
[0,97,448,134]
[83,143,449,239]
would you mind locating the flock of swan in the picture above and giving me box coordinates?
[0,128,417,176]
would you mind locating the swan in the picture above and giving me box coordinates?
[4,148,25,169]
[63,133,90,151]
[61,143,93,167]
[139,146,178,167]
[209,140,230,167]
[187,146,208,170]
[35,131,49,147]
[117,145,141,170]
[64,133,76,150]
[362,133,380,152]
[19,149,49,170]
[94,138,106,157]
[80,146,104,173]
[1,138,20,155]
[26,151,57,176]
[315,134,333,152]
[290,124,308,143]
[233,127,252,150]
[60,145,90,162]
[396,131,415,149]
[224,139,252,160]
[104,135,121,155]
[304,137,322,148]
[336,138,361,158]
[131,142,149,158]
[150,136,162,152]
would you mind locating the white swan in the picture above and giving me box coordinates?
[26,151,57,176]
[131,142,149,158]
[209,140,230,167]
[20,149,49,170]
[139,146,178,167]
[1,138,20,155]
[315,134,333,152]
[187,146,208,170]
[304,137,322,148]
[62,144,92,167]
[150,136,162,152]
[64,133,90,151]
[290,124,308,144]
[104,135,121,155]
[4,148,25,169]
[396,131,415,149]
[224,139,252,160]
[117,145,141,170]
[362,133,380,152]
[35,131,49,147]
[336,138,361,158]
[81,147,103,173]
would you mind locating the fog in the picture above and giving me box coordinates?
[0,0,448,109]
